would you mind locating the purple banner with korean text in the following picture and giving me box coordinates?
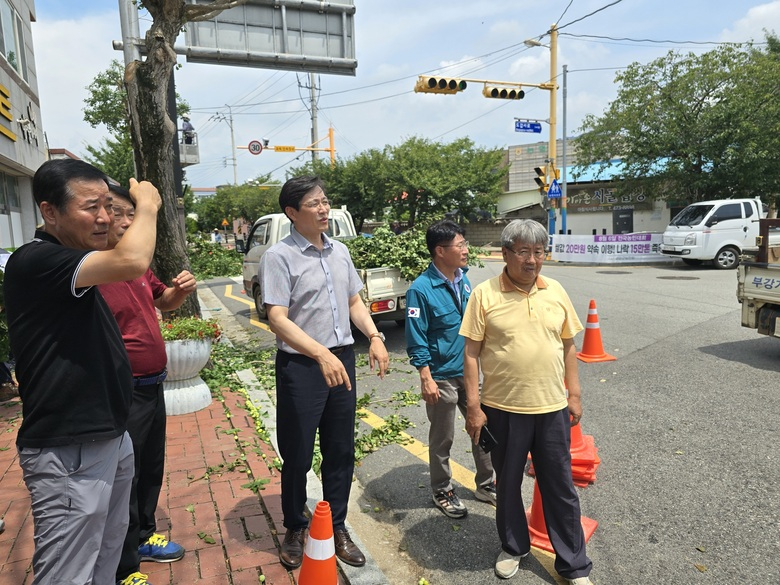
[552,234,673,264]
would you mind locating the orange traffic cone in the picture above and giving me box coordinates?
[526,480,598,554]
[298,501,338,585]
[577,299,616,363]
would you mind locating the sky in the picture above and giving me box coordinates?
[30,0,780,189]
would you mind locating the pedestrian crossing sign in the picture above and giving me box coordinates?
[547,179,562,199]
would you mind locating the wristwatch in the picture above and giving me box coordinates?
[369,332,386,343]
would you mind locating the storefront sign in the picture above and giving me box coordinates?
[567,186,653,213]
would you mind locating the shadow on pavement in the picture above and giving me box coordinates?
[699,337,780,371]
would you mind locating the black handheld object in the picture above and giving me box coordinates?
[478,425,498,453]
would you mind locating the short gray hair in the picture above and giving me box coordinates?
[501,219,548,249]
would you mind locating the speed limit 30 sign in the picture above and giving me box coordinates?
[248,140,263,155]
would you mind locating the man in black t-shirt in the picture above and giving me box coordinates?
[3,159,161,585]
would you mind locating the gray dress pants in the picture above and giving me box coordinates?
[18,432,135,585]
[427,376,494,492]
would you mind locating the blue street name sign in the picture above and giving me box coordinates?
[547,179,562,199]
[515,120,542,133]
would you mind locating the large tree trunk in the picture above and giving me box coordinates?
[124,2,199,317]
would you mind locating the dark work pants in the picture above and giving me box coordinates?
[117,382,167,580]
[485,405,592,580]
[276,347,357,531]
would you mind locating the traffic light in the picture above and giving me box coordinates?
[482,84,525,99]
[414,76,467,95]
[534,166,548,191]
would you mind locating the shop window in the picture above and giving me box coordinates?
[0,0,27,81]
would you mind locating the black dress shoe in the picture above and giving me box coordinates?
[279,527,306,568]
[333,528,366,567]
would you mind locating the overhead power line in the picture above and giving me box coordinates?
[557,0,624,31]
[560,32,766,46]
[555,0,575,26]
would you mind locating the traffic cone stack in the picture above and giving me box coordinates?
[577,299,616,363]
[526,480,598,554]
[298,501,338,585]
[569,420,600,486]
[526,419,600,486]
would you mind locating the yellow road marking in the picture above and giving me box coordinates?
[223,284,272,332]
[358,409,476,491]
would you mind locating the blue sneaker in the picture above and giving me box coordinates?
[138,533,185,563]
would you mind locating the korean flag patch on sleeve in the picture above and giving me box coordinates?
[408,307,420,318]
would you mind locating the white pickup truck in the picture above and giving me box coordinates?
[736,218,780,337]
[241,208,409,323]
[661,197,766,269]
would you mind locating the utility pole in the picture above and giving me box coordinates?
[309,73,319,163]
[211,106,238,184]
[562,63,568,235]
[226,104,237,184]
[548,23,558,235]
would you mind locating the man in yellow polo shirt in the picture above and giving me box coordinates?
[461,219,593,584]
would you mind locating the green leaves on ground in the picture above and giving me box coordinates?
[354,414,414,462]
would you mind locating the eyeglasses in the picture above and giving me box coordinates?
[507,248,546,260]
[301,198,330,209]
[441,240,469,250]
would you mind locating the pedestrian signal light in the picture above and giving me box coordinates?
[483,85,525,99]
[414,76,467,95]
[534,166,548,191]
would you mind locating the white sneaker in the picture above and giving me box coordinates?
[474,481,497,506]
[567,577,593,585]
[494,549,528,579]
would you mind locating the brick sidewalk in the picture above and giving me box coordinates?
[0,389,341,585]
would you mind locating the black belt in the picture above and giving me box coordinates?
[329,345,352,357]
[133,369,167,387]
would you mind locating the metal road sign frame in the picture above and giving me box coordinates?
[184,0,357,76]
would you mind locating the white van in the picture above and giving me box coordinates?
[660,198,766,269]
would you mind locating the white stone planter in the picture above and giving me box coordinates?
[163,339,213,415]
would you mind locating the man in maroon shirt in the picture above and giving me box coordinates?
[99,185,197,585]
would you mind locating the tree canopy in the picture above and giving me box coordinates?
[574,36,780,207]
[288,136,506,230]
[192,178,280,231]
[83,59,191,191]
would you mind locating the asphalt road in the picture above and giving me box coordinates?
[204,260,780,585]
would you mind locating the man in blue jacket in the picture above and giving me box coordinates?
[405,220,495,518]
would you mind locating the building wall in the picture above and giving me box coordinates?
[463,221,507,247]
[0,0,46,249]
[501,140,672,236]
